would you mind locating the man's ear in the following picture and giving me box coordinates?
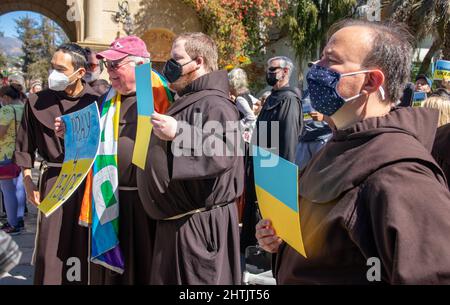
[195,57,203,70]
[283,67,290,79]
[364,70,385,94]
[78,67,87,79]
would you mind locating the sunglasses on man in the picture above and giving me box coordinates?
[101,59,135,71]
[267,66,283,73]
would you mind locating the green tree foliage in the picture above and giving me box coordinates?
[180,0,284,67]
[0,30,6,69]
[0,52,7,69]
[15,16,41,77]
[384,0,450,74]
[15,15,69,86]
[283,0,358,71]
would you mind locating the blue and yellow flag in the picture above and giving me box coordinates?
[252,146,306,257]
[132,63,173,169]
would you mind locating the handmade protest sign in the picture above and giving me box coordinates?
[38,102,100,217]
[433,60,450,81]
[132,62,155,169]
[252,145,306,257]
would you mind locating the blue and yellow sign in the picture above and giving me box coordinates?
[412,91,427,107]
[253,146,306,257]
[433,60,450,81]
[39,102,100,217]
[132,63,155,169]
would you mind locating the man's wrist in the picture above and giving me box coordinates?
[22,172,33,183]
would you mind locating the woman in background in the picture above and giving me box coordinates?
[422,95,450,127]
[0,85,26,235]
[228,68,259,135]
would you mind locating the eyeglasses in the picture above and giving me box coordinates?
[102,59,133,71]
[267,66,282,73]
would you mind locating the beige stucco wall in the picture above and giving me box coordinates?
[79,0,202,52]
[78,0,202,76]
[132,0,202,36]
[0,0,202,79]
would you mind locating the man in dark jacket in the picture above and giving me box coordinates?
[256,56,302,162]
[136,32,243,284]
[240,56,303,259]
[256,19,450,284]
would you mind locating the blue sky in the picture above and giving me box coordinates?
[0,11,43,38]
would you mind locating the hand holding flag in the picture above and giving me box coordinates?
[255,219,283,253]
[151,112,178,141]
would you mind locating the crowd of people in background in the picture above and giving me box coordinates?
[1,18,450,285]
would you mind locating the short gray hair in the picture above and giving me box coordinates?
[228,68,249,95]
[328,19,413,102]
[267,56,294,79]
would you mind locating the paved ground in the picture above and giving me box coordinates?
[0,203,36,285]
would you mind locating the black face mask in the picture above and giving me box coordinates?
[162,58,195,83]
[266,72,279,86]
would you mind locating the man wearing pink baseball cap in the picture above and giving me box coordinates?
[95,36,150,96]
[55,35,171,285]
[96,35,151,62]
[91,36,155,285]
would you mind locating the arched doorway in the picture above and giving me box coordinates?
[0,0,78,42]
[141,28,176,72]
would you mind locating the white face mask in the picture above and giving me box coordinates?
[83,69,101,83]
[48,69,79,91]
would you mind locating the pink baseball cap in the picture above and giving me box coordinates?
[96,35,150,61]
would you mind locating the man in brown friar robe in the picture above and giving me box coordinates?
[136,32,244,284]
[256,20,450,284]
[14,43,99,284]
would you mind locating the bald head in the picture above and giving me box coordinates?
[326,20,413,102]
[322,26,375,74]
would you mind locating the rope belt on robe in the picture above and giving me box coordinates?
[163,201,234,221]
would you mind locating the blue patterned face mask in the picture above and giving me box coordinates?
[306,64,385,116]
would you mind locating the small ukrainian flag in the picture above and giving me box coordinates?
[253,145,306,257]
[133,62,173,169]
